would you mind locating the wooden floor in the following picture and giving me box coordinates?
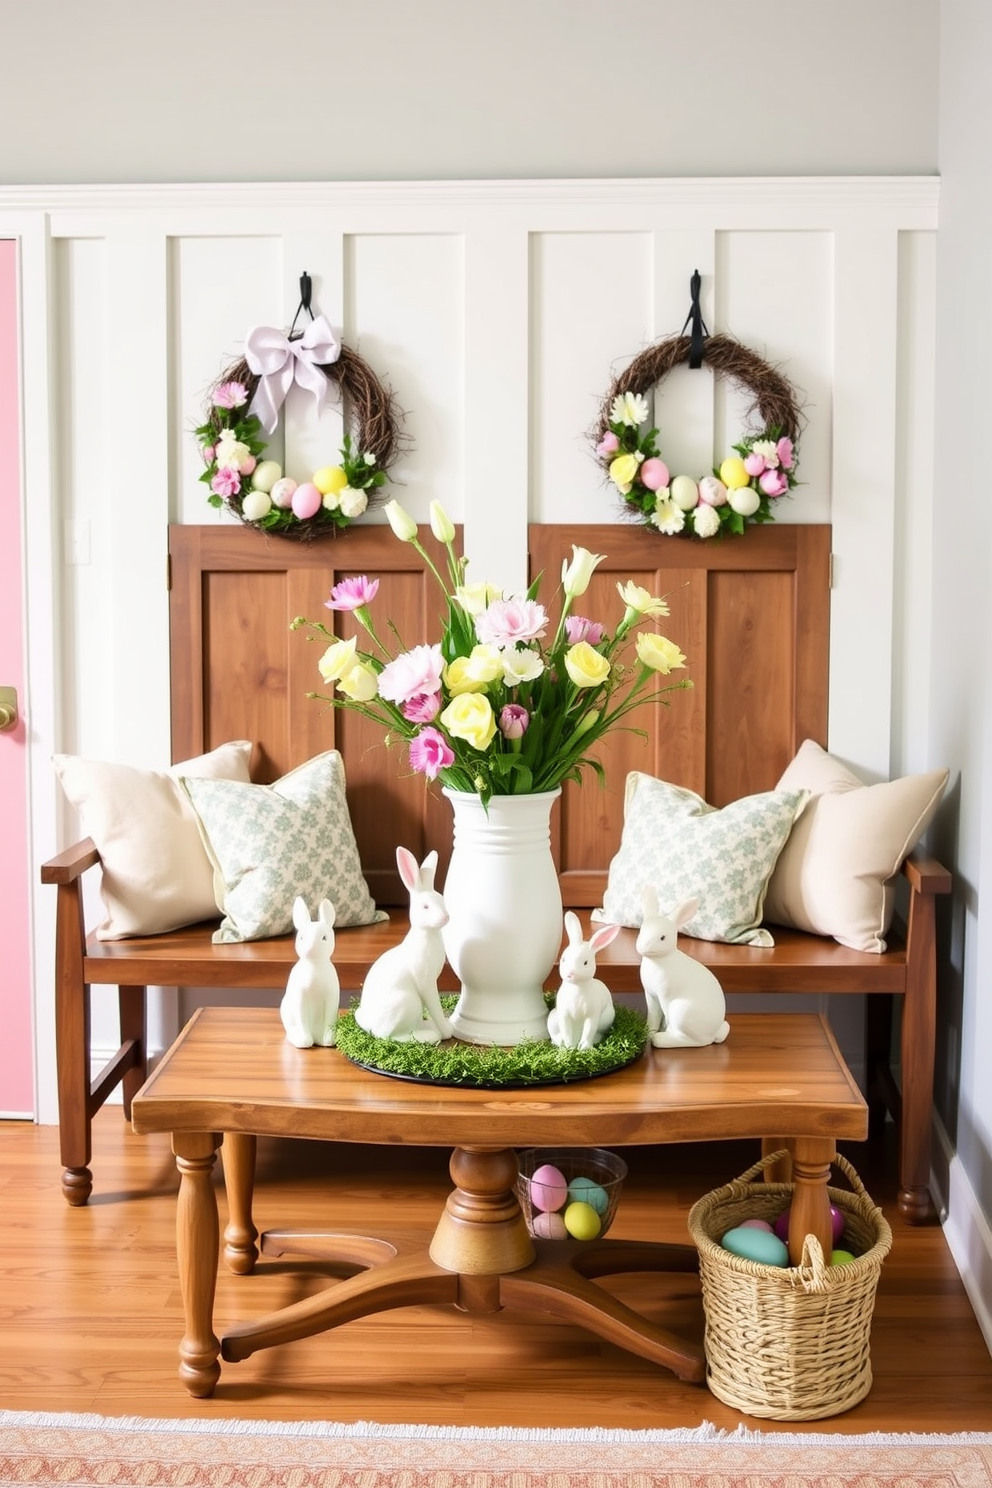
[2,1110,990,1434]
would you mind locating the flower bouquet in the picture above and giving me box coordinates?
[292,500,691,807]
[598,391,798,539]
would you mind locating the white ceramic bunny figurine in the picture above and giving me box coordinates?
[279,897,340,1049]
[636,887,730,1048]
[354,846,454,1044]
[547,911,622,1050]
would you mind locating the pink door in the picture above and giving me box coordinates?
[0,239,33,1117]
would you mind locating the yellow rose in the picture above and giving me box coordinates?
[616,580,670,619]
[439,692,497,751]
[635,631,688,674]
[564,642,611,688]
[719,456,750,490]
[337,662,379,701]
[609,453,640,491]
[453,582,500,616]
[444,645,503,695]
[317,636,358,684]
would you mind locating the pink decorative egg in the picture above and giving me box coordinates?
[774,1205,845,1245]
[529,1163,568,1213]
[532,1210,568,1239]
[639,457,670,492]
[291,481,322,520]
[739,1218,774,1232]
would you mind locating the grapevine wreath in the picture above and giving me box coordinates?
[196,276,405,540]
[593,278,806,539]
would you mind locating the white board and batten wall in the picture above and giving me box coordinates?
[0,176,939,1120]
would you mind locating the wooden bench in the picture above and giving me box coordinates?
[42,521,951,1222]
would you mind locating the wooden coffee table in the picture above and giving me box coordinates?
[131,1006,868,1398]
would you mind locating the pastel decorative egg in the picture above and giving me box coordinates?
[639,457,670,492]
[698,475,728,507]
[292,482,323,520]
[728,485,761,518]
[240,489,272,522]
[313,464,348,495]
[529,1163,568,1213]
[774,1206,845,1245]
[270,477,298,509]
[738,1218,774,1232]
[670,475,699,510]
[719,456,750,489]
[830,1248,857,1266]
[563,1200,601,1241]
[722,1225,789,1267]
[567,1176,609,1216]
[532,1210,568,1239]
[251,460,282,493]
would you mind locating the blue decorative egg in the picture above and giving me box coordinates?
[567,1176,609,1215]
[721,1225,790,1267]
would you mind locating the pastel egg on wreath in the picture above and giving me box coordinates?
[251,460,282,494]
[670,475,700,511]
[563,1200,601,1240]
[531,1210,568,1240]
[270,477,298,510]
[728,485,761,518]
[639,457,670,492]
[313,464,348,496]
[698,475,728,507]
[529,1163,568,1213]
[567,1176,609,1216]
[240,489,272,522]
[719,455,750,489]
[292,482,323,520]
[721,1225,789,1267]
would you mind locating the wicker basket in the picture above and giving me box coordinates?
[687,1151,892,1421]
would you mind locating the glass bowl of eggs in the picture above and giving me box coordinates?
[515,1147,627,1241]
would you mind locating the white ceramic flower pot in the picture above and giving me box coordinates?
[442,788,562,1045]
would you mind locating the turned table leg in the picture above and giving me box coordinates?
[788,1136,835,1266]
[221,1132,258,1274]
[173,1131,222,1398]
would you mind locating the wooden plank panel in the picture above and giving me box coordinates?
[528,523,830,904]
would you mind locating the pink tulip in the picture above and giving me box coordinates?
[744,452,766,477]
[639,457,670,492]
[776,436,794,470]
[596,431,620,458]
[759,469,789,497]
[565,615,605,646]
[499,703,529,739]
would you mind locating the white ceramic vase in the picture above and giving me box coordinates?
[441,788,562,1045]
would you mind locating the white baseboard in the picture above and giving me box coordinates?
[930,1115,992,1358]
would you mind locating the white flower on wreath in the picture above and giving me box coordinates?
[750,439,780,467]
[610,391,650,428]
[215,431,252,471]
[651,496,685,536]
[338,486,369,519]
[691,501,722,539]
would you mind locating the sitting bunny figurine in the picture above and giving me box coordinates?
[354,846,454,1044]
[636,887,730,1048]
[547,911,622,1050]
[280,897,340,1049]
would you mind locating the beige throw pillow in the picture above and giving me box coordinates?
[53,741,253,939]
[763,739,949,952]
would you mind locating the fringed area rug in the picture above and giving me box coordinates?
[1,1413,991,1488]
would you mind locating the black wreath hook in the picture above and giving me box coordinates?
[680,270,709,370]
[288,271,315,340]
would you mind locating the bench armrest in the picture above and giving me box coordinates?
[40,837,100,885]
[902,851,952,897]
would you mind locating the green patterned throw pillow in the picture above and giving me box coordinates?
[595,772,809,946]
[180,751,386,943]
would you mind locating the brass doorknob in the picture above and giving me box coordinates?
[0,686,18,732]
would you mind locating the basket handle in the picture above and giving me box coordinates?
[726,1148,871,1198]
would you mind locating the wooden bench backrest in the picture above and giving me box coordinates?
[169,523,830,908]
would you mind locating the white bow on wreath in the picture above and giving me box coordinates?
[244,313,341,434]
